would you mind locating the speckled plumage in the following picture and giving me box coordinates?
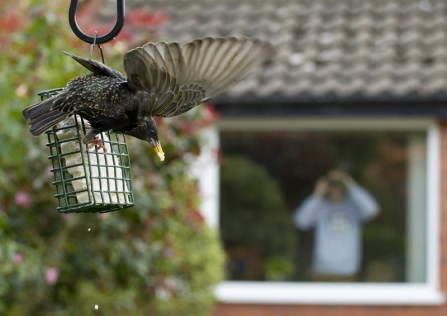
[58,76,134,132]
[23,36,274,160]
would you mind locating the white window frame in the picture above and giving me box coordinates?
[195,117,444,305]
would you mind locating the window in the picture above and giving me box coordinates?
[195,118,444,304]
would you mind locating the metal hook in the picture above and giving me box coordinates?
[85,32,106,75]
[89,31,105,63]
[69,0,125,44]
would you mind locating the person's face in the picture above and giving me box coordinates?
[327,184,345,202]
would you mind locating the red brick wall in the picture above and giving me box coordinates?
[214,120,447,316]
[214,304,447,316]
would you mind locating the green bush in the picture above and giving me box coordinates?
[263,256,295,281]
[0,1,224,315]
[220,156,297,280]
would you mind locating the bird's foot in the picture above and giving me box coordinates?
[87,136,108,153]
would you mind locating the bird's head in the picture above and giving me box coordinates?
[125,118,165,161]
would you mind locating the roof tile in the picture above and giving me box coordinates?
[101,0,447,99]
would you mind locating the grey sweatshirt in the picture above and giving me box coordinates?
[293,183,379,275]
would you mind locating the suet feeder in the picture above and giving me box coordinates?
[35,0,133,213]
[40,89,134,213]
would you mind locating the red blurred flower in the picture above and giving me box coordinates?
[179,122,194,135]
[188,210,205,224]
[154,117,164,126]
[204,102,220,121]
[127,10,169,27]
[1,13,21,32]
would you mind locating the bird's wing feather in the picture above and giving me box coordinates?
[123,48,175,97]
[172,36,274,100]
[124,45,203,117]
[64,52,126,80]
[123,36,274,117]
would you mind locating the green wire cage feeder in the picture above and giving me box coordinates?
[39,89,134,214]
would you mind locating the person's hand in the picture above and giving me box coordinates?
[328,169,354,187]
[314,178,328,197]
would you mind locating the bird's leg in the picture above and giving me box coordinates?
[87,137,108,153]
[83,129,108,153]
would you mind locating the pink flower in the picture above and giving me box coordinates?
[13,253,24,265]
[14,191,31,207]
[45,267,59,286]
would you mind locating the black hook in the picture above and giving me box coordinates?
[68,0,125,44]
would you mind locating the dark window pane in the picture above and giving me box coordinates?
[219,130,427,283]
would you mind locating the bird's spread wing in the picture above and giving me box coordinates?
[123,36,274,117]
[64,52,127,80]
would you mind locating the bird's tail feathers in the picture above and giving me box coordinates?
[28,111,68,136]
[23,93,69,136]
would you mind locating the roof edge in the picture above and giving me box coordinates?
[213,94,447,117]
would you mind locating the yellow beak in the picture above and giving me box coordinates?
[153,141,165,161]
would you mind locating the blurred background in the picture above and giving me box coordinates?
[0,0,224,315]
[2,0,447,315]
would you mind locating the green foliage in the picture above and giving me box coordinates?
[263,256,295,281]
[0,1,224,315]
[220,156,297,280]
[362,226,405,262]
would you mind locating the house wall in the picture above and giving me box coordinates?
[213,120,447,316]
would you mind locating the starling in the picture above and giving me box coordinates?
[22,36,274,161]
